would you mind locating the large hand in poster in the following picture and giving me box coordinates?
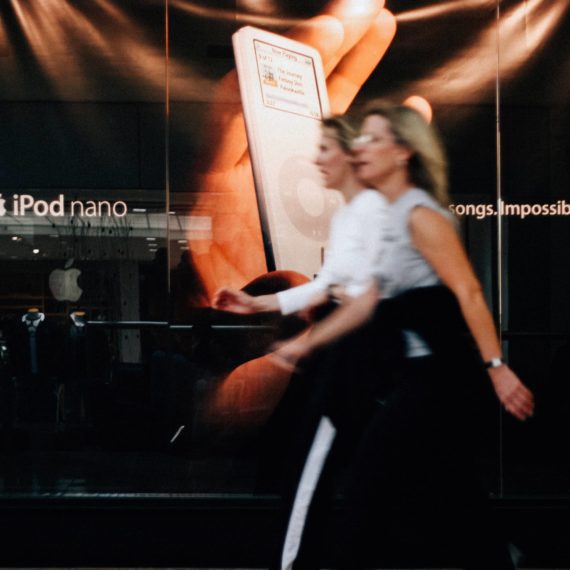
[192,0,396,300]
[195,0,396,429]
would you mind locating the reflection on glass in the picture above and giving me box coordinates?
[0,0,568,500]
[0,1,169,495]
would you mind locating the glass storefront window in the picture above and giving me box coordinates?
[0,0,169,494]
[0,0,569,501]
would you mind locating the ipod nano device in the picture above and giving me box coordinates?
[232,26,343,277]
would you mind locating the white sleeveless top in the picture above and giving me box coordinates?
[375,188,451,357]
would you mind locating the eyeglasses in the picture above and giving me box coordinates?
[351,133,399,149]
[351,134,375,147]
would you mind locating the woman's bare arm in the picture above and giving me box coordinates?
[409,207,534,421]
[271,283,379,369]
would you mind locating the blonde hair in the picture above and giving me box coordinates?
[321,115,357,154]
[362,100,449,206]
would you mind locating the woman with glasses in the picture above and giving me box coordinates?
[275,100,534,569]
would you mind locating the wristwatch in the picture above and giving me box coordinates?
[485,357,505,369]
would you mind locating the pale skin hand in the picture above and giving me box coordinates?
[192,0,397,301]
[488,365,535,421]
[212,287,280,314]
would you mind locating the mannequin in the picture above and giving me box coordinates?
[70,310,87,330]
[21,308,45,375]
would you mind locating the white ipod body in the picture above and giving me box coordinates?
[232,26,343,278]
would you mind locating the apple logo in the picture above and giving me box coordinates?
[48,258,83,302]
[0,194,6,216]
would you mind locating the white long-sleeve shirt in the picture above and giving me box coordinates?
[276,189,388,315]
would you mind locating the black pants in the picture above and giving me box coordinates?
[275,286,512,569]
[273,320,401,570]
[335,356,513,570]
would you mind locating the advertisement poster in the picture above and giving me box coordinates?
[0,0,570,562]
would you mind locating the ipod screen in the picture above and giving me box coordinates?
[253,40,322,119]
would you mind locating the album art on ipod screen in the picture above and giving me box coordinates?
[232,26,343,278]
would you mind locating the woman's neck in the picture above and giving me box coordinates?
[339,177,366,203]
[376,172,414,203]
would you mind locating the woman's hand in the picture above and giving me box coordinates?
[270,335,313,372]
[212,287,257,314]
[213,287,282,313]
[488,365,535,421]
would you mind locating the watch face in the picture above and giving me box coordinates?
[487,357,503,368]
